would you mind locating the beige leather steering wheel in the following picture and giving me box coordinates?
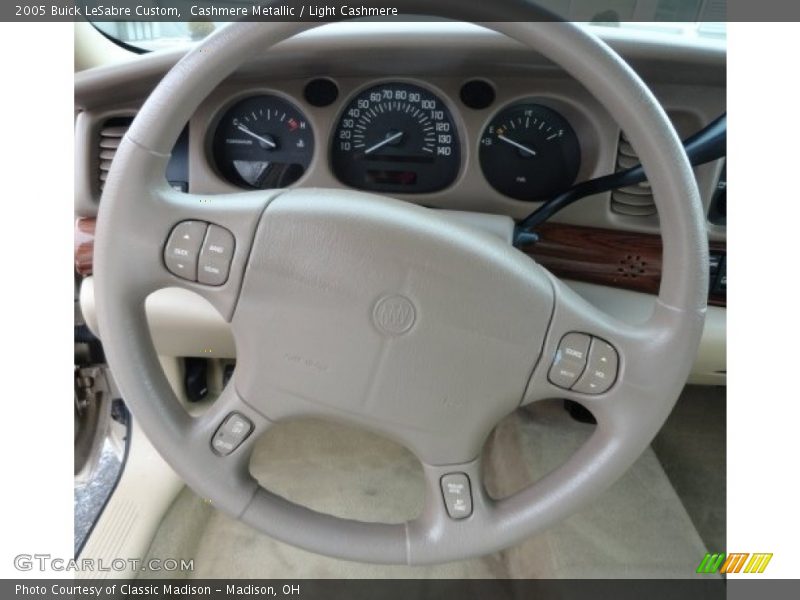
[94,5,708,565]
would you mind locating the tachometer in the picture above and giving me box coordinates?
[212,95,313,189]
[479,103,580,201]
[331,82,460,193]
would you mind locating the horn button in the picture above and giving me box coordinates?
[230,190,554,464]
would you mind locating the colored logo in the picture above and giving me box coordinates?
[697,552,773,574]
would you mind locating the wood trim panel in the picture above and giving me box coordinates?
[519,222,726,307]
[520,223,664,295]
[75,217,96,277]
[74,216,725,306]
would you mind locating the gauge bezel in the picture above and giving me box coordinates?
[190,79,607,217]
[476,95,601,194]
[477,97,590,202]
[328,78,466,194]
[206,89,318,190]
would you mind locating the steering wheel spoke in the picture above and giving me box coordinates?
[524,272,703,434]
[149,186,278,319]
[406,458,496,562]
[95,135,278,320]
[181,382,273,516]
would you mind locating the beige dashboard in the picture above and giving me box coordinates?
[75,23,726,232]
[74,22,726,385]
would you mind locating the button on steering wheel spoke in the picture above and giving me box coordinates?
[184,383,274,515]
[405,457,497,563]
[523,273,697,433]
[138,183,280,320]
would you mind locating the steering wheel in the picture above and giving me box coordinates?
[94,5,708,565]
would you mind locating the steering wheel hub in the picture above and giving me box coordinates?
[230,188,554,464]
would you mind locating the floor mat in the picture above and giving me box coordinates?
[484,402,709,578]
[652,385,726,552]
[141,400,708,578]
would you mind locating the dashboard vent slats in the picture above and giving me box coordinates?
[610,131,657,217]
[97,116,133,192]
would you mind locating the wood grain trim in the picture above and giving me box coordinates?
[519,222,726,307]
[520,223,663,295]
[75,217,96,277]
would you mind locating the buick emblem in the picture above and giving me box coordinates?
[373,295,416,336]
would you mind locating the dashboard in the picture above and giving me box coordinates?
[74,22,727,385]
[74,23,726,240]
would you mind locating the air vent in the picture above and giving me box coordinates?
[610,131,657,217]
[97,116,133,192]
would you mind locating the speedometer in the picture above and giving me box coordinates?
[331,82,460,193]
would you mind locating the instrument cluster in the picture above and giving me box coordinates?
[209,79,583,203]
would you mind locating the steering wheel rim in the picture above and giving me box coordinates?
[94,8,708,565]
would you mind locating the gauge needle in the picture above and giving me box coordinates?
[497,134,537,157]
[364,131,404,155]
[236,124,277,149]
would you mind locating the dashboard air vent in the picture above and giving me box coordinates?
[610,131,657,217]
[98,116,133,192]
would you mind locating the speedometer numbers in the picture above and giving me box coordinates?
[479,103,581,201]
[331,83,460,193]
[212,95,314,189]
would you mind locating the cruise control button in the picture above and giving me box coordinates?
[548,332,590,389]
[198,224,235,286]
[211,412,254,456]
[572,338,619,395]
[164,221,207,281]
[440,473,472,519]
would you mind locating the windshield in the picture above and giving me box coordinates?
[93,20,726,53]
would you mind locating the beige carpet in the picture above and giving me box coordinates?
[141,398,710,578]
[652,385,726,552]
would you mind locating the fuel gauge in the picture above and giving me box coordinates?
[479,103,580,201]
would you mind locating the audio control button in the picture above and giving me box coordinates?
[572,338,619,395]
[548,332,590,389]
[198,224,235,286]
